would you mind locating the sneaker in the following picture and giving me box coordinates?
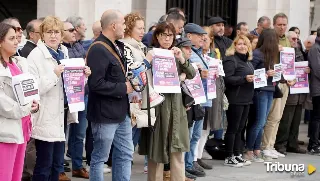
[234,155,251,166]
[186,165,206,177]
[263,150,278,159]
[72,168,89,179]
[271,149,286,158]
[59,173,71,181]
[244,152,264,163]
[308,146,320,155]
[86,165,111,174]
[144,166,148,174]
[185,171,197,180]
[197,159,213,170]
[224,156,243,167]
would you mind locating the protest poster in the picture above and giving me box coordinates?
[152,48,181,93]
[207,59,218,99]
[185,63,206,104]
[254,68,267,89]
[290,61,309,94]
[60,58,86,113]
[12,73,40,106]
[280,47,296,80]
[204,55,225,76]
[272,64,282,82]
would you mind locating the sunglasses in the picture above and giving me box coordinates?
[292,37,298,41]
[15,27,23,32]
[64,28,76,33]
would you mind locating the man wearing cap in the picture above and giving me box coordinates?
[183,23,211,179]
[208,17,233,60]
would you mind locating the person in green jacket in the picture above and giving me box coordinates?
[139,22,196,181]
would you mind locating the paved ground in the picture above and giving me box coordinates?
[67,123,319,181]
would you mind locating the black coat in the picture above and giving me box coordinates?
[20,41,37,58]
[214,36,233,60]
[223,52,254,105]
[86,34,129,123]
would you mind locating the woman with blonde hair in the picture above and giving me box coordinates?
[223,35,254,167]
[27,16,90,181]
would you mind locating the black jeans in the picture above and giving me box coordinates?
[309,96,320,149]
[32,140,65,181]
[225,104,250,157]
[275,104,302,150]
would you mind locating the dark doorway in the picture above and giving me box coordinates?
[166,0,238,27]
[0,0,37,28]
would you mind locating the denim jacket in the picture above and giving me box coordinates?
[190,47,212,107]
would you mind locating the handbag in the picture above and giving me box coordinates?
[273,82,283,98]
[181,81,195,108]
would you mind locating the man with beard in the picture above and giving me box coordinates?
[207,17,233,60]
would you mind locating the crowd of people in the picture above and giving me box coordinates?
[0,6,319,181]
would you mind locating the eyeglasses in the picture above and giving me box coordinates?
[15,27,23,32]
[64,28,76,33]
[160,33,174,39]
[291,37,298,41]
[46,30,61,36]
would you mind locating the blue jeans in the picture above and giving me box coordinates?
[68,95,88,170]
[90,115,134,181]
[211,129,224,139]
[246,91,273,151]
[132,125,141,149]
[185,119,204,169]
[32,140,64,181]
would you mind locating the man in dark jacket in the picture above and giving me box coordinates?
[307,27,320,155]
[20,19,42,58]
[86,9,134,180]
[208,17,233,60]
[275,31,308,155]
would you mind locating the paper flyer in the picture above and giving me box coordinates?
[254,68,267,89]
[280,47,296,80]
[207,59,218,99]
[272,64,282,82]
[185,63,206,104]
[290,61,309,94]
[60,58,86,113]
[152,48,181,93]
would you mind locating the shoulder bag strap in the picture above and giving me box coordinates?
[87,41,126,76]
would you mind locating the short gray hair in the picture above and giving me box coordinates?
[287,31,297,38]
[257,16,270,24]
[25,19,37,39]
[1,17,19,26]
[100,10,121,29]
[66,16,83,28]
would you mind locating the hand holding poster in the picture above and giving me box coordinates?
[272,64,282,82]
[290,61,309,94]
[60,58,86,113]
[204,55,225,76]
[185,63,206,104]
[152,48,181,93]
[254,68,267,89]
[280,47,296,80]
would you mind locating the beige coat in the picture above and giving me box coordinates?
[27,41,77,142]
[0,56,32,144]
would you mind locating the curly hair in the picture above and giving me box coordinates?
[124,12,145,37]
